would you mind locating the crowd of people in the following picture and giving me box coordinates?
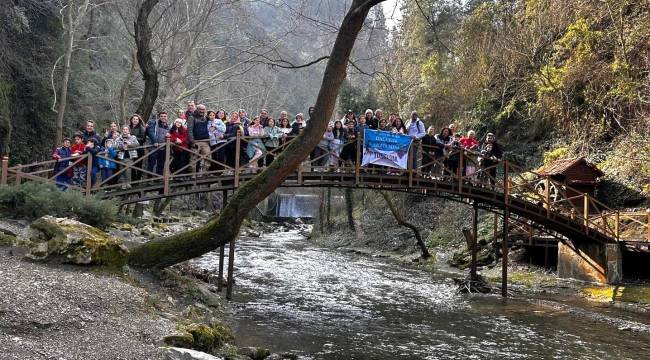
[51,101,503,191]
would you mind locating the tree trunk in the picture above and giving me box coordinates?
[380,191,431,259]
[134,0,160,123]
[128,0,386,269]
[54,1,74,146]
[119,50,138,125]
[326,188,332,232]
[345,188,355,231]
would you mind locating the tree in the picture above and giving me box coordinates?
[128,0,387,269]
[133,0,159,123]
[52,0,91,146]
[380,191,431,259]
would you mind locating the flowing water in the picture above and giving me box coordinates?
[194,228,650,359]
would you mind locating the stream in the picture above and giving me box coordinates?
[193,227,650,359]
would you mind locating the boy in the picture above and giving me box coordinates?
[52,137,72,191]
[70,133,86,187]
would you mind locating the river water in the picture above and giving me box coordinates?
[194,227,650,359]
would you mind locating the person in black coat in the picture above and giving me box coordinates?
[479,132,503,185]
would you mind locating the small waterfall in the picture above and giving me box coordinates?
[276,194,318,218]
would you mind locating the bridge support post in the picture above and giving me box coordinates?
[355,138,360,186]
[85,154,93,196]
[217,190,228,293]
[234,132,241,187]
[471,204,478,281]
[502,161,510,297]
[558,239,622,284]
[226,236,236,300]
[163,137,171,196]
[1,156,8,185]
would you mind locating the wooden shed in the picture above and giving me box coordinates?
[536,157,604,209]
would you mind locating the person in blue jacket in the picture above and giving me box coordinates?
[98,138,118,185]
[52,138,72,191]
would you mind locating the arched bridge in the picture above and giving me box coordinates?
[2,134,648,249]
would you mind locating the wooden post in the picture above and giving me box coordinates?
[163,137,171,196]
[458,151,464,193]
[614,212,620,241]
[217,190,227,292]
[1,156,8,185]
[470,204,478,281]
[583,193,589,234]
[493,212,498,245]
[234,132,241,187]
[226,236,236,300]
[85,154,92,196]
[408,144,414,187]
[544,177,550,217]
[15,164,22,185]
[502,161,509,298]
[647,210,650,242]
[355,138,361,185]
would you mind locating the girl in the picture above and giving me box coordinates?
[391,117,407,135]
[247,116,266,168]
[330,120,346,169]
[264,118,282,166]
[169,119,189,173]
[98,138,118,185]
[208,110,227,172]
[70,133,86,187]
[128,114,146,181]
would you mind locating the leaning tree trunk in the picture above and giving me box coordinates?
[128,0,386,269]
[380,191,431,259]
[134,0,160,123]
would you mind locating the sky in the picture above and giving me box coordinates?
[382,0,403,29]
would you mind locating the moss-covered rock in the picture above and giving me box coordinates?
[0,233,16,247]
[238,347,271,360]
[23,216,129,268]
[163,331,195,348]
[175,321,234,354]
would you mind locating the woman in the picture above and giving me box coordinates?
[278,117,292,145]
[314,124,334,169]
[421,126,438,178]
[330,120,346,168]
[224,111,249,169]
[208,110,226,172]
[291,113,306,135]
[434,127,453,177]
[264,118,282,166]
[363,109,375,129]
[128,114,146,181]
[342,109,357,126]
[379,118,389,131]
[246,116,266,168]
[169,118,189,173]
[340,120,358,166]
[391,117,407,135]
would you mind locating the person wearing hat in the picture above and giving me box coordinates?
[52,137,73,191]
[479,132,503,185]
[342,109,357,125]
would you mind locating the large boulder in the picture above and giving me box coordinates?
[23,216,129,267]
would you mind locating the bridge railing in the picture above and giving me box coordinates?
[1,134,649,243]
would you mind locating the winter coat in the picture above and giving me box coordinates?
[479,141,503,161]
[407,119,426,140]
[319,131,334,150]
[422,134,442,157]
[98,147,118,169]
[208,119,227,146]
[83,145,101,169]
[169,126,188,152]
[146,119,170,145]
[332,127,347,141]
[460,137,479,151]
[264,126,283,148]
[290,121,305,135]
[129,124,147,148]
[114,134,139,160]
[187,115,210,144]
[246,125,266,159]
[53,146,72,176]
[82,130,101,145]
[71,143,86,167]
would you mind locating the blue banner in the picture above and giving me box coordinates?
[362,129,413,169]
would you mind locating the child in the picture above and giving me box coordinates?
[98,138,118,185]
[52,137,72,191]
[70,133,86,187]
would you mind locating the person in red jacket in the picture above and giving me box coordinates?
[460,130,479,179]
[169,118,189,173]
[70,133,87,187]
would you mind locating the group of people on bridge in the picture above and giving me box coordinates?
[51,101,504,191]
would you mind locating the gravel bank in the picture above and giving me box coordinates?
[0,250,175,360]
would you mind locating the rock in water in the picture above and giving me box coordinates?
[162,347,224,360]
[23,216,129,267]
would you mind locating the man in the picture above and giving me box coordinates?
[187,104,211,174]
[82,120,102,145]
[239,109,250,127]
[259,108,271,127]
[479,132,503,185]
[277,111,289,127]
[407,111,426,170]
[184,101,196,121]
[146,111,170,175]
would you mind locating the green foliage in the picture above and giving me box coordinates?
[338,80,379,115]
[543,147,569,165]
[0,182,118,229]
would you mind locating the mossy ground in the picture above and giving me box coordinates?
[581,285,650,304]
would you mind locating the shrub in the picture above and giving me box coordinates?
[0,182,117,229]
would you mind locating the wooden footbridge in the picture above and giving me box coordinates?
[2,134,648,294]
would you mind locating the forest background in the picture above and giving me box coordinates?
[0,0,648,207]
